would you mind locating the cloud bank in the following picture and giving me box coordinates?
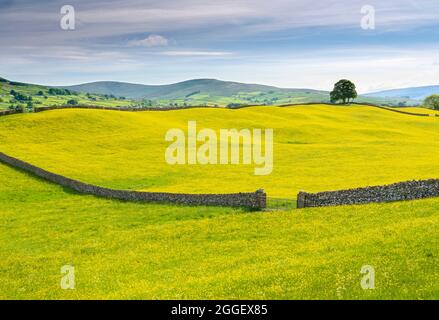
[0,0,439,91]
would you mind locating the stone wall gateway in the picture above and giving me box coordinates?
[297,179,439,208]
[0,152,266,210]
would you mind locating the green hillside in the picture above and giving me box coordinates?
[62,78,420,106]
[0,77,136,111]
[61,79,301,99]
[0,104,437,299]
[366,85,439,100]
[0,77,421,110]
[0,160,437,299]
[1,105,438,197]
[61,78,333,106]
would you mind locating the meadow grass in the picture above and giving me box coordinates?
[0,104,438,299]
[395,107,439,115]
[0,104,438,197]
[0,162,437,299]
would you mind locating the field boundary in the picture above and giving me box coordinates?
[33,105,223,112]
[30,103,439,117]
[0,152,266,209]
[277,102,438,117]
[297,179,439,208]
[366,105,438,117]
[0,110,18,116]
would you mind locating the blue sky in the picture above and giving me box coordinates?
[1,0,439,93]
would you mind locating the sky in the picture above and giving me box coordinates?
[0,0,439,93]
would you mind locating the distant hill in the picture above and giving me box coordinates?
[60,78,419,106]
[60,79,327,100]
[365,85,439,101]
[0,76,422,109]
[0,77,135,110]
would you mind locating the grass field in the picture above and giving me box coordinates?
[0,162,437,299]
[1,104,438,197]
[395,107,439,115]
[0,104,438,299]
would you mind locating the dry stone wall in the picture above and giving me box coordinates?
[0,110,18,116]
[297,179,439,208]
[33,105,222,113]
[0,152,266,209]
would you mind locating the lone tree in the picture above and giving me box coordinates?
[424,94,439,110]
[330,79,358,104]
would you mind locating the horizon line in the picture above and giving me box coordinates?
[2,75,438,95]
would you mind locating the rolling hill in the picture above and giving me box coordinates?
[60,78,323,99]
[60,78,332,105]
[0,104,437,299]
[60,78,419,106]
[1,104,438,196]
[0,76,423,108]
[0,77,136,110]
[366,85,439,100]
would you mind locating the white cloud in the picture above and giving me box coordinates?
[2,1,439,48]
[128,35,169,47]
[1,0,439,90]
[159,51,233,56]
[212,47,439,93]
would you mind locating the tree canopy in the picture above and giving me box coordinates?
[424,94,439,110]
[330,80,358,104]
